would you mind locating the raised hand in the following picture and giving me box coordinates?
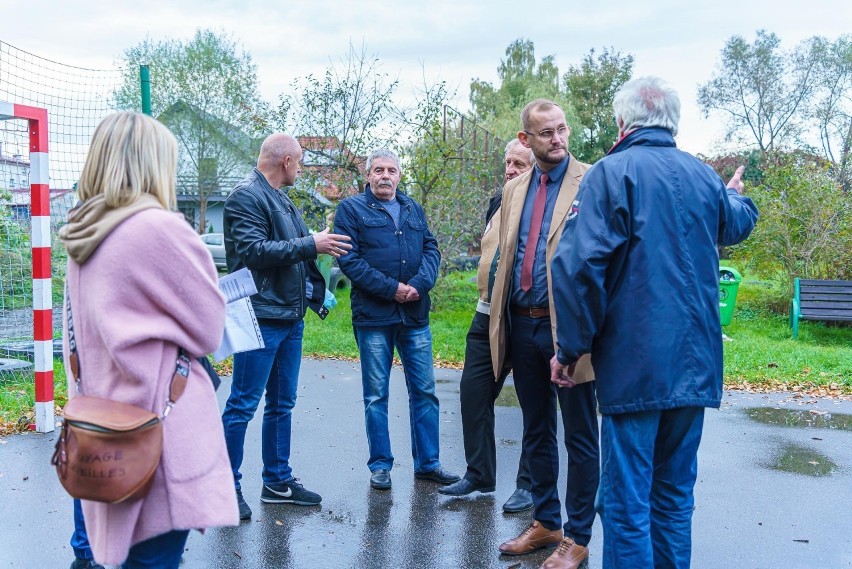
[726,165,745,194]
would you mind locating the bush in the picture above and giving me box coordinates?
[732,152,852,297]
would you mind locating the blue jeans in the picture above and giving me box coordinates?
[599,407,705,569]
[71,498,93,560]
[353,324,441,473]
[222,319,304,489]
[121,529,189,569]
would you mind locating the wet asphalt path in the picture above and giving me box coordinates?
[1,358,850,568]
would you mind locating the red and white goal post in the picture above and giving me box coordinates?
[0,101,54,433]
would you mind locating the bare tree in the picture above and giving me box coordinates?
[809,35,852,190]
[698,30,820,153]
[274,43,399,191]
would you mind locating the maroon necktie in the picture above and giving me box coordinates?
[521,172,548,292]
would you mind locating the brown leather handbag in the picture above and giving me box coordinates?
[51,287,190,503]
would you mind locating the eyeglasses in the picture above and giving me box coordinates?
[523,126,570,140]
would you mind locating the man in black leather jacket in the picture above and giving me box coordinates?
[221,133,351,520]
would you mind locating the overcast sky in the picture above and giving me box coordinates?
[2,0,850,156]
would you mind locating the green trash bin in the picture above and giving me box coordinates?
[315,253,333,287]
[718,266,742,326]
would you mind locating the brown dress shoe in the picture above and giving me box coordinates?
[498,520,563,555]
[540,537,589,569]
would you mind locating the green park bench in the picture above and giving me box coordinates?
[789,278,852,338]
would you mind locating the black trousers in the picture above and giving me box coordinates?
[459,310,532,489]
[509,313,599,546]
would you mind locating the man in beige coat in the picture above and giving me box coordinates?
[489,99,599,569]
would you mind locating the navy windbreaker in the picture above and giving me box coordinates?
[551,128,758,414]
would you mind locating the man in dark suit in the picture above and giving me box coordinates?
[489,100,599,569]
[439,140,535,514]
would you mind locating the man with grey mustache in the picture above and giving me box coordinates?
[334,148,460,491]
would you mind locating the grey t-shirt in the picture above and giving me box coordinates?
[381,196,401,228]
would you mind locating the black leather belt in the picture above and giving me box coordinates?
[511,305,551,319]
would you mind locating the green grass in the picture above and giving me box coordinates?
[302,269,478,365]
[722,282,851,387]
[304,272,851,390]
[3,272,850,430]
[0,358,68,429]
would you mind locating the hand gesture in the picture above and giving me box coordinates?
[726,165,745,194]
[549,355,576,388]
[313,228,352,258]
[394,283,411,303]
[404,286,420,302]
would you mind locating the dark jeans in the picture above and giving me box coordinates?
[509,314,599,546]
[71,498,93,560]
[459,310,531,489]
[122,529,189,569]
[599,407,705,569]
[72,500,188,568]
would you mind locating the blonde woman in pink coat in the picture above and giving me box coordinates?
[59,111,238,568]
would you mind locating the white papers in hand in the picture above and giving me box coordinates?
[213,268,265,361]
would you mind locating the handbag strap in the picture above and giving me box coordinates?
[65,283,190,419]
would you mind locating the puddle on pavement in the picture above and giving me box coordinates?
[495,385,520,407]
[744,407,852,431]
[769,443,838,477]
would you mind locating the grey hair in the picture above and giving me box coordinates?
[366,148,401,173]
[504,138,534,163]
[612,76,681,136]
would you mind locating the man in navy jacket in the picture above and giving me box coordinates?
[550,77,758,568]
[334,148,459,490]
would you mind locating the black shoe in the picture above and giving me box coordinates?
[415,466,461,485]
[236,488,252,520]
[438,477,496,496]
[70,559,105,569]
[261,479,322,506]
[370,469,392,490]
[502,488,534,513]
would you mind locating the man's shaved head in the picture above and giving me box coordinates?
[257,133,303,188]
[259,133,301,167]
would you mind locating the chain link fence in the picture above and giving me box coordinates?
[0,40,123,427]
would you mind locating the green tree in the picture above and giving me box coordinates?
[401,81,504,261]
[563,47,634,163]
[470,39,576,140]
[114,29,268,233]
[736,152,852,289]
[697,30,820,153]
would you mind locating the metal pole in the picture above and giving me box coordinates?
[140,65,151,116]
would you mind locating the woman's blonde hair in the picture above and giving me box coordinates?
[77,111,178,209]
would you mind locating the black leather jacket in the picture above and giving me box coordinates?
[224,169,327,322]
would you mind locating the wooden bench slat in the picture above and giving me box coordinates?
[799,279,852,287]
[801,286,852,295]
[802,310,852,321]
[801,313,852,321]
[800,301,852,310]
[800,293,852,302]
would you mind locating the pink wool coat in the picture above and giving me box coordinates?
[62,207,238,565]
